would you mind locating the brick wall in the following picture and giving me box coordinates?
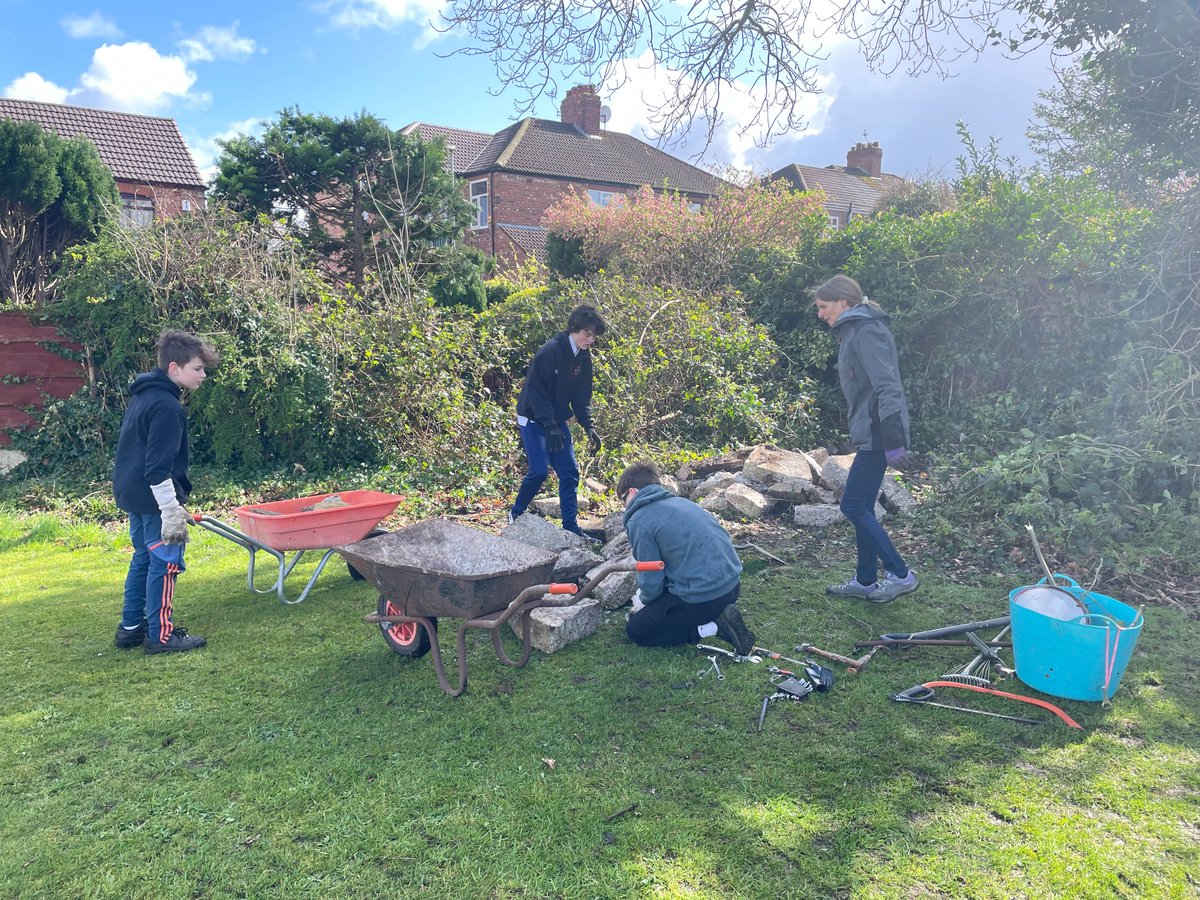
[0,312,86,444]
[116,180,206,218]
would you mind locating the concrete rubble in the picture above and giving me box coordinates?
[498,443,919,653]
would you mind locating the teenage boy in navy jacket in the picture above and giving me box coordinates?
[509,305,606,537]
[112,329,218,654]
[617,461,756,655]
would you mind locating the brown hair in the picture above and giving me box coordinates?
[811,274,866,307]
[156,329,219,370]
[616,460,662,502]
[566,304,607,336]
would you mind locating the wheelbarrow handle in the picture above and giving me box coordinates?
[636,561,665,571]
[547,583,578,595]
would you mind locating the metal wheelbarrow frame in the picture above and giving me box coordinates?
[338,519,663,697]
[194,490,403,604]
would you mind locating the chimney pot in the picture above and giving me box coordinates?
[846,141,883,177]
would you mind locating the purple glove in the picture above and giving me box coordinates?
[885,448,909,466]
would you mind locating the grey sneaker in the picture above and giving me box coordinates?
[825,577,878,599]
[144,627,206,654]
[869,570,919,603]
[715,604,756,656]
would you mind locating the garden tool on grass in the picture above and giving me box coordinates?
[940,626,1013,687]
[890,685,1042,725]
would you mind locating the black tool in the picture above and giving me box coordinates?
[802,660,835,692]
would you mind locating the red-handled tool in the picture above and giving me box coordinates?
[636,561,665,570]
[546,583,578,595]
[921,680,1082,729]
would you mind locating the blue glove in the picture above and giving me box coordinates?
[885,448,909,466]
[545,425,565,454]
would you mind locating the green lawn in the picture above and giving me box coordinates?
[1,510,1197,899]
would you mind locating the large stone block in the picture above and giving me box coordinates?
[742,445,820,484]
[818,456,852,497]
[586,568,639,609]
[552,548,604,582]
[880,474,918,515]
[724,482,773,519]
[764,477,825,503]
[675,448,752,481]
[793,504,845,527]
[510,599,601,653]
[690,471,739,500]
[530,496,591,518]
[502,512,593,553]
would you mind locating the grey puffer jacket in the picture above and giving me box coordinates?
[832,304,910,452]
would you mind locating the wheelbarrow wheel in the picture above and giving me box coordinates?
[377,595,433,657]
[347,529,388,581]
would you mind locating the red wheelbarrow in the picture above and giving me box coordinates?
[336,519,663,697]
[194,490,403,604]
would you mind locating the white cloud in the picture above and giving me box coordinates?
[3,72,70,104]
[178,23,258,63]
[61,11,122,40]
[318,0,445,44]
[185,117,265,183]
[601,51,836,173]
[75,42,198,112]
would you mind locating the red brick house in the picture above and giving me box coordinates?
[0,99,204,452]
[771,142,905,230]
[0,97,206,225]
[402,85,727,262]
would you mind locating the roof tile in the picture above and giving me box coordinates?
[0,98,203,188]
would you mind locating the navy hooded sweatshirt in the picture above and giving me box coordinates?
[112,369,191,514]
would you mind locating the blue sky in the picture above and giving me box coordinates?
[1,1,1061,181]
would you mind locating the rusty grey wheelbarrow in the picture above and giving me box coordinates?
[337,519,662,697]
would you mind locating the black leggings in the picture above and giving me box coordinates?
[625,584,740,648]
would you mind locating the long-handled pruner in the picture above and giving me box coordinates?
[891,685,1042,725]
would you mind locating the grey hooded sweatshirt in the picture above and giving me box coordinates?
[832,303,911,452]
[622,484,743,604]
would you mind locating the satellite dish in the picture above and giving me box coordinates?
[600,105,611,125]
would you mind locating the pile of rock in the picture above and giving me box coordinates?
[495,444,918,654]
[671,444,917,526]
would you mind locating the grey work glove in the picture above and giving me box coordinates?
[544,425,565,455]
[884,447,910,468]
[585,427,602,455]
[152,478,191,545]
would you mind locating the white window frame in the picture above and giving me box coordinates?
[120,194,155,229]
[826,213,840,230]
[469,179,488,230]
[587,189,618,207]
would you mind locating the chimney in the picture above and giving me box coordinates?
[846,141,883,177]
[561,84,603,136]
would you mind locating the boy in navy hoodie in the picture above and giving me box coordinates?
[112,329,218,654]
[617,461,755,655]
[509,304,607,536]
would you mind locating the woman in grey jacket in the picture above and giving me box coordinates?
[813,275,918,603]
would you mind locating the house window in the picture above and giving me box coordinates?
[120,194,155,228]
[181,198,191,212]
[587,189,619,207]
[687,201,702,213]
[827,214,840,230]
[469,179,488,229]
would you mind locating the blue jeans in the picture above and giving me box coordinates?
[840,450,908,585]
[121,512,183,644]
[511,420,580,531]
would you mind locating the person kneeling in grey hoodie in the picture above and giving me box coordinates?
[617,461,755,656]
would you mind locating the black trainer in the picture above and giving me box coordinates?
[114,622,147,649]
[715,604,756,656]
[144,626,206,655]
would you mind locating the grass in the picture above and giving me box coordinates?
[1,507,1198,899]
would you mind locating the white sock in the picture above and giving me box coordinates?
[698,622,718,638]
